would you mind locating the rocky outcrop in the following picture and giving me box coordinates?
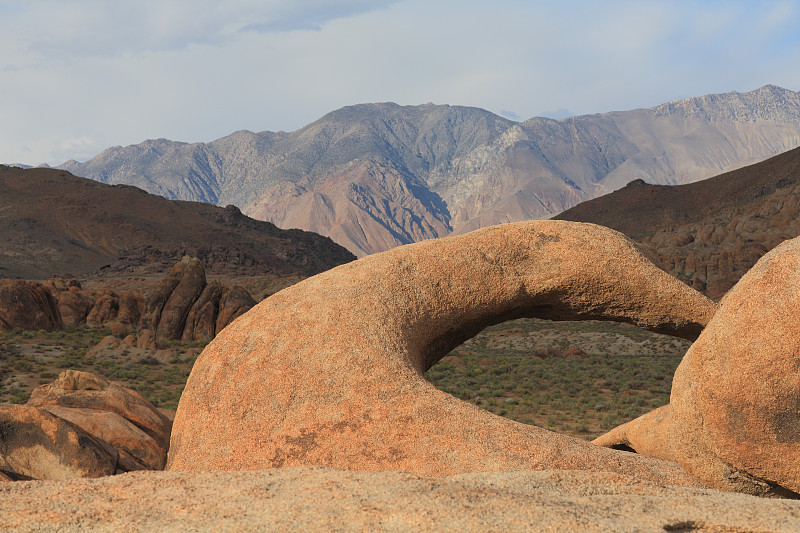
[28,370,172,470]
[43,259,255,342]
[46,279,94,326]
[46,280,144,328]
[86,289,143,326]
[0,403,118,480]
[594,235,800,497]
[215,286,257,335]
[0,280,62,331]
[143,256,256,341]
[168,221,715,484]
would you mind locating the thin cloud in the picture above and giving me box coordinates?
[0,0,398,61]
[1,0,800,166]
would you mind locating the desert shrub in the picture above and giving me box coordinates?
[13,360,32,372]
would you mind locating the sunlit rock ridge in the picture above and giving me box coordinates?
[60,85,800,257]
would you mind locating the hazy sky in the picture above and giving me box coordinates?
[2,0,800,165]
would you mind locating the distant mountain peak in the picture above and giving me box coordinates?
[58,86,800,257]
[651,84,800,122]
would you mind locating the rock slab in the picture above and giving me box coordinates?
[2,467,800,532]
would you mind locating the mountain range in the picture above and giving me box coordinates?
[58,85,800,256]
[0,165,354,280]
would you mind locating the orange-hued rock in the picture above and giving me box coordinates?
[0,280,62,331]
[0,471,10,482]
[595,235,800,497]
[593,405,676,460]
[3,468,800,532]
[86,290,144,327]
[155,257,206,340]
[0,404,118,480]
[215,285,256,333]
[182,281,223,341]
[135,329,158,350]
[168,221,715,484]
[41,406,165,471]
[29,370,172,454]
[51,287,95,327]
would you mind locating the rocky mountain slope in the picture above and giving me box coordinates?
[0,166,354,280]
[59,85,800,256]
[555,145,800,298]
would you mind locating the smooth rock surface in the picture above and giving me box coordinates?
[2,467,800,532]
[169,221,716,483]
[595,235,800,497]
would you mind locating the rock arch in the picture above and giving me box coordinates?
[168,221,715,485]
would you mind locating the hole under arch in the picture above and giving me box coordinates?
[423,317,691,440]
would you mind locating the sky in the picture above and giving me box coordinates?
[2,0,800,166]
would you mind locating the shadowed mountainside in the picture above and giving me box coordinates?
[0,166,355,280]
[555,145,800,298]
[59,85,800,256]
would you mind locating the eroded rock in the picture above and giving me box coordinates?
[168,221,716,484]
[596,235,800,497]
[0,403,118,480]
[0,280,62,331]
[28,370,172,467]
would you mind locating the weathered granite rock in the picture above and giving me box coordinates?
[0,280,62,331]
[85,290,143,327]
[86,290,120,325]
[155,257,206,340]
[215,285,256,333]
[135,329,159,350]
[3,467,800,532]
[0,404,118,480]
[596,235,800,497]
[41,406,164,471]
[182,281,224,341]
[29,370,172,457]
[51,287,95,327]
[168,221,716,483]
[115,291,143,325]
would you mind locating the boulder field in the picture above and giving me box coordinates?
[167,220,716,484]
[0,257,256,342]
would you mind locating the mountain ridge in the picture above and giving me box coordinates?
[58,85,800,256]
[0,165,355,280]
[556,145,800,298]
